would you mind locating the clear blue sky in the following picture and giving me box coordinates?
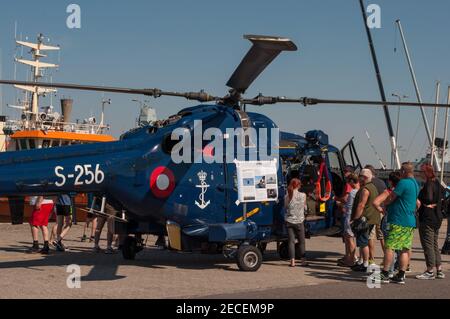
[1,0,450,167]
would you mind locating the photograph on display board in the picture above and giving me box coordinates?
[266,174,277,185]
[255,176,266,189]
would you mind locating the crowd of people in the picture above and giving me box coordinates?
[26,161,447,284]
[28,194,120,255]
[284,161,447,284]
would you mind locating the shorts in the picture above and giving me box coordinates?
[369,224,384,240]
[56,205,71,217]
[356,224,375,248]
[30,203,54,227]
[385,224,414,251]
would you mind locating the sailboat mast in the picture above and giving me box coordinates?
[395,19,441,171]
[358,0,400,169]
[440,87,450,182]
[431,81,440,166]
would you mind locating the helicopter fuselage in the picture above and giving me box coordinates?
[0,104,283,233]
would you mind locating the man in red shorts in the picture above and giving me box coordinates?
[29,196,54,254]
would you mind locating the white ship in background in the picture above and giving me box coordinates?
[0,33,116,223]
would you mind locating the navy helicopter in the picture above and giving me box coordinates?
[1,35,449,271]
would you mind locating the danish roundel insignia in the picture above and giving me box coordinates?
[150,166,175,198]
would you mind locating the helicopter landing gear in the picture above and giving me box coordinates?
[257,242,267,255]
[122,235,144,260]
[236,244,262,272]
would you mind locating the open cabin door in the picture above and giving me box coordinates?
[341,137,362,171]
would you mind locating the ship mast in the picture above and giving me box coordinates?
[14,33,59,124]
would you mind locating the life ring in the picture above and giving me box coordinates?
[315,161,332,202]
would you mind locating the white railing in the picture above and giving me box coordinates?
[3,118,110,135]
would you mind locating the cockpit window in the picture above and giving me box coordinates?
[162,132,181,154]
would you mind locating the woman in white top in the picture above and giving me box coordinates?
[285,178,308,267]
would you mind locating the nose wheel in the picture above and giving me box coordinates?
[236,244,262,272]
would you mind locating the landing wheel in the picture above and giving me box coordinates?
[278,241,289,260]
[122,236,137,260]
[236,245,262,272]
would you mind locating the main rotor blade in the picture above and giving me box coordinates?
[310,98,450,108]
[0,79,158,95]
[226,35,297,94]
[0,80,218,103]
[243,95,450,108]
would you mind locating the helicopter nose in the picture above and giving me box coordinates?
[149,166,175,198]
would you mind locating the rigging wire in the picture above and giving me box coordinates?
[365,130,387,169]
[416,135,428,163]
[404,91,435,160]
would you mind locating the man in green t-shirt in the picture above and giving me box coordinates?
[372,162,420,285]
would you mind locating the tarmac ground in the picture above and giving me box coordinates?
[0,221,448,299]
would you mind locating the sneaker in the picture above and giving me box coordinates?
[351,263,368,272]
[337,259,354,267]
[55,241,66,252]
[416,271,435,280]
[406,265,411,273]
[93,246,102,253]
[40,246,50,255]
[369,271,390,284]
[81,235,87,242]
[436,271,446,279]
[29,245,40,254]
[390,273,406,284]
[368,259,377,266]
[104,247,117,254]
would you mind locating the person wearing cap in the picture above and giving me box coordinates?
[350,168,380,272]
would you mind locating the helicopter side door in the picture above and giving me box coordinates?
[341,137,362,171]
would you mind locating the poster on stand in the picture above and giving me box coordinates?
[235,159,279,203]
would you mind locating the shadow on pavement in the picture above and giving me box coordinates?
[0,243,249,281]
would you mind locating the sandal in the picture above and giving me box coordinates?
[337,259,353,267]
[299,260,310,267]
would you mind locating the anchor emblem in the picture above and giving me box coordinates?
[195,170,210,209]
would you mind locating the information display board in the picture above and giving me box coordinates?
[235,159,279,203]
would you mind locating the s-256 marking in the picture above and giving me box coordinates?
[55,164,105,187]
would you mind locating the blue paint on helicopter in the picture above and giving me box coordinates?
[0,103,344,236]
